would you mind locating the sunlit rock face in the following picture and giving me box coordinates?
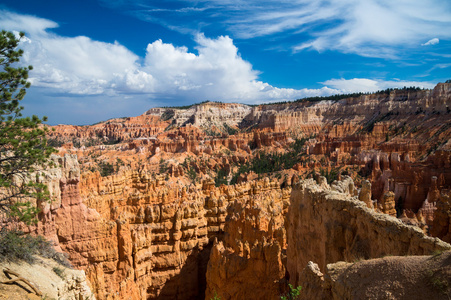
[24,83,451,299]
[286,178,450,281]
[34,155,293,299]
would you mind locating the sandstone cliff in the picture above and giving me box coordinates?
[287,178,450,278]
[33,153,297,299]
[205,178,290,300]
[25,155,451,300]
[31,82,451,299]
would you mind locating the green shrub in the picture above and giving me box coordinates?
[47,138,65,148]
[0,230,70,266]
[281,284,302,300]
[187,167,197,183]
[159,158,168,174]
[223,123,238,135]
[214,167,228,187]
[99,161,115,177]
[230,138,307,183]
[211,291,221,300]
[320,168,339,184]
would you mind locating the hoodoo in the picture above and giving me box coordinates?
[14,82,450,299]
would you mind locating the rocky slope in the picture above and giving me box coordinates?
[28,154,295,299]
[0,256,93,300]
[299,251,451,299]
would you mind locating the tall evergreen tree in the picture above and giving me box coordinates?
[0,30,55,226]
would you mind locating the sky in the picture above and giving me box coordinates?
[0,0,450,125]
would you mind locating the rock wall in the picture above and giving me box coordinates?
[286,178,451,287]
[33,82,451,299]
[61,169,211,300]
[34,154,295,300]
[27,154,451,300]
[48,114,168,144]
[431,190,451,243]
[205,178,290,300]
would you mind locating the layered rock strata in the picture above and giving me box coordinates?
[205,178,290,300]
[24,155,451,300]
[32,82,451,299]
[286,178,451,286]
[34,154,295,299]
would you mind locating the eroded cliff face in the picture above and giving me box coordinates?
[49,83,451,222]
[35,154,296,299]
[33,83,451,299]
[31,155,451,300]
[205,178,290,300]
[286,178,451,289]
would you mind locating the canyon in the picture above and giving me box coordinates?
[17,82,451,299]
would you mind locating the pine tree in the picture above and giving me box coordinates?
[0,30,56,226]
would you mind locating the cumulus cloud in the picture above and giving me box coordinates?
[0,10,143,95]
[421,38,440,46]
[0,10,342,103]
[142,34,262,100]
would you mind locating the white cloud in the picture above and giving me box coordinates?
[421,38,440,46]
[0,11,143,95]
[322,78,436,93]
[246,0,451,58]
[0,10,341,103]
[0,10,58,35]
[142,34,262,100]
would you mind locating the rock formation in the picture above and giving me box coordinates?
[286,178,450,289]
[205,178,290,300]
[431,191,451,243]
[27,156,451,300]
[299,251,451,299]
[0,256,94,300]
[18,82,450,299]
[379,191,397,216]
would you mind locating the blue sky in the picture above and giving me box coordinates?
[0,0,450,125]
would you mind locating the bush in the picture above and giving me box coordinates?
[0,229,70,266]
[320,168,339,184]
[230,138,307,183]
[223,123,238,135]
[281,284,302,300]
[99,161,115,177]
[214,167,228,187]
[187,167,197,183]
[159,158,168,174]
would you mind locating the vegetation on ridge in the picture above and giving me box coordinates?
[0,229,70,266]
[218,137,307,186]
